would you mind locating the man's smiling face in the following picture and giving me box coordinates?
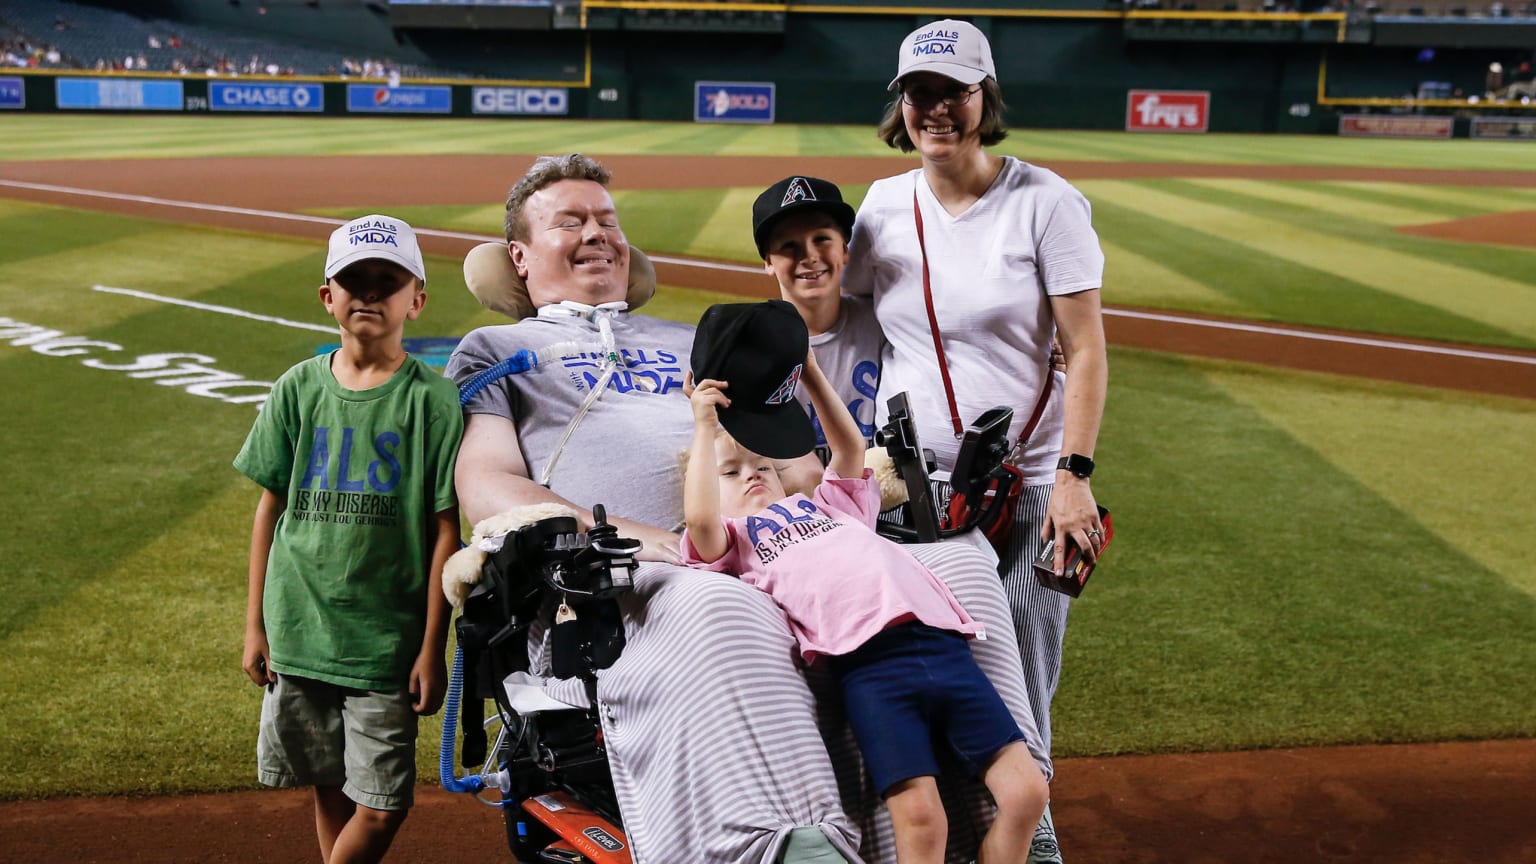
[511,178,631,309]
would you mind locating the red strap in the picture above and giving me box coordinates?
[914,190,964,436]
[914,188,1054,446]
[1019,366,1054,446]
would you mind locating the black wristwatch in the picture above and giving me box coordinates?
[1057,453,1095,479]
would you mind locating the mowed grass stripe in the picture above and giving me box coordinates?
[1180,178,1449,227]
[684,186,770,261]
[1333,180,1536,213]
[1100,240,1248,314]
[1322,180,1536,220]
[0,206,486,390]
[1,481,275,798]
[997,133,1155,164]
[797,123,887,157]
[0,203,159,282]
[558,121,728,155]
[1158,178,1536,338]
[4,115,1536,168]
[0,342,261,639]
[1082,178,1536,344]
[1084,195,1515,345]
[1056,348,1536,755]
[611,187,733,262]
[1207,365,1536,596]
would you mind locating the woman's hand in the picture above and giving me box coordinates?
[1042,476,1104,575]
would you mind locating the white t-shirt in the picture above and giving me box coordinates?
[845,157,1104,483]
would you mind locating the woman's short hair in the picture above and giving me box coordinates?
[877,77,1009,153]
[504,153,612,243]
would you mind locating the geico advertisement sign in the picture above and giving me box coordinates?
[472,87,568,115]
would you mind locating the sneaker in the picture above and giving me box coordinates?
[1027,804,1063,864]
[1027,835,1063,864]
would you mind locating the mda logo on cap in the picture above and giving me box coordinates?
[889,18,996,91]
[324,214,427,283]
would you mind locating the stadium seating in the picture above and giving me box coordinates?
[0,0,468,78]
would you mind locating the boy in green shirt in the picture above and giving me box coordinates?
[235,214,463,864]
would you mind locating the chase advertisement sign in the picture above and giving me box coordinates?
[0,77,23,109]
[346,84,452,115]
[210,82,323,113]
[694,81,774,124]
[471,87,568,115]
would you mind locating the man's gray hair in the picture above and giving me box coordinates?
[504,153,613,243]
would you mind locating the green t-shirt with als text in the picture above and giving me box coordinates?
[235,353,462,690]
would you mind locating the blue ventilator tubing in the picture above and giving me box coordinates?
[457,349,540,407]
[440,645,485,794]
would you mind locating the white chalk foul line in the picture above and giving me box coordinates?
[0,179,494,243]
[1105,308,1536,366]
[13,180,1533,365]
[0,180,777,275]
[93,285,338,334]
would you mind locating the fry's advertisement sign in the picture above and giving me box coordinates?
[1126,90,1210,133]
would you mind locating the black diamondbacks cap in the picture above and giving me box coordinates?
[691,299,816,459]
[750,176,856,259]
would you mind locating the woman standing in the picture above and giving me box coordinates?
[844,19,1109,863]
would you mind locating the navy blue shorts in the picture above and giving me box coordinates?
[829,622,1024,797]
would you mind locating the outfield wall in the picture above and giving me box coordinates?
[8,12,1534,135]
[578,17,1330,133]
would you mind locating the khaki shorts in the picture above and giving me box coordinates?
[257,674,418,811]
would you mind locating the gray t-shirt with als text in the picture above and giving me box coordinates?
[446,307,696,529]
[799,294,884,451]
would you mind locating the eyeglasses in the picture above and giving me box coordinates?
[901,84,982,110]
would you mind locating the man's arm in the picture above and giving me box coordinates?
[456,412,682,563]
[801,349,865,480]
[242,488,283,687]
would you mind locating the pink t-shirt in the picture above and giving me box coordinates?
[681,468,984,663]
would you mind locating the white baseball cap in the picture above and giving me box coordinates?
[324,214,426,284]
[888,19,996,91]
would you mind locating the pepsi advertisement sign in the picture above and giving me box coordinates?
[0,77,23,109]
[694,81,775,124]
[346,84,452,114]
[56,78,184,110]
[210,82,323,113]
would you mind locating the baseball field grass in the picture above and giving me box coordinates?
[2,117,1534,799]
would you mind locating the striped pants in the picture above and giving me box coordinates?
[996,483,1071,759]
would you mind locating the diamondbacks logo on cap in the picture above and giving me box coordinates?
[766,363,803,406]
[780,177,817,207]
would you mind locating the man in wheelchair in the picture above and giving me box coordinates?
[443,154,1052,864]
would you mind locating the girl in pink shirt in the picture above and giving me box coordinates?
[682,338,1048,864]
